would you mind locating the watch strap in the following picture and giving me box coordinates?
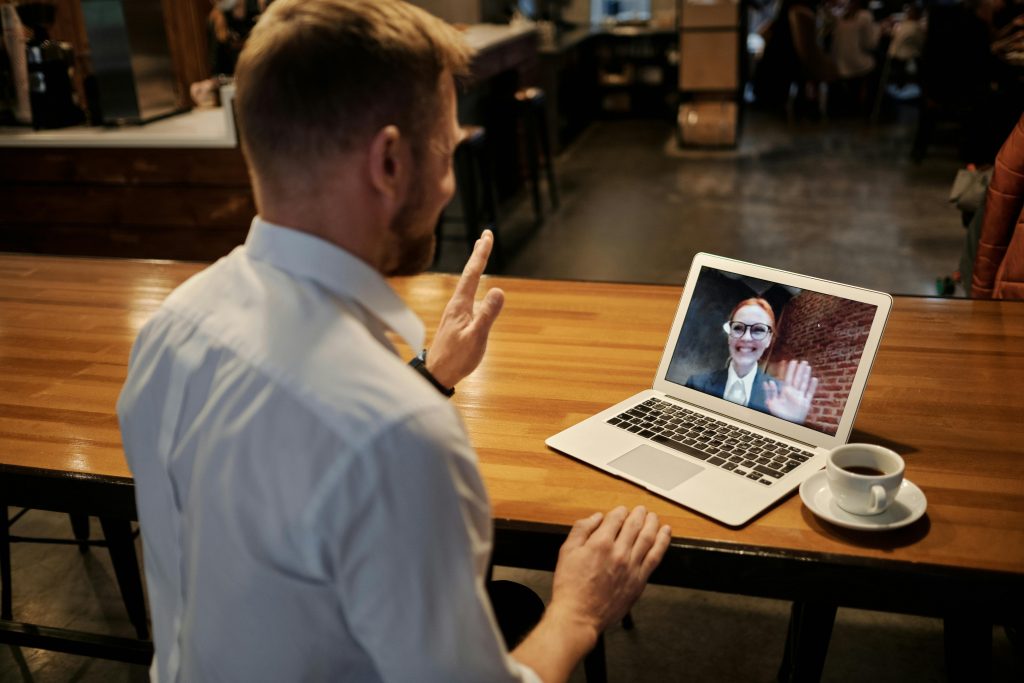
[409,350,455,398]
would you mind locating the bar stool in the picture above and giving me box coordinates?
[1,507,149,642]
[514,87,559,225]
[434,124,502,267]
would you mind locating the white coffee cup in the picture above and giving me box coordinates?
[826,444,905,516]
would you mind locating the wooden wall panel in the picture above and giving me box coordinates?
[0,146,254,262]
[0,223,249,261]
[0,186,255,227]
[0,148,250,185]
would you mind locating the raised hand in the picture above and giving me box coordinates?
[764,359,819,424]
[425,230,505,388]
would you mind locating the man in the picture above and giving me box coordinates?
[117,1,671,681]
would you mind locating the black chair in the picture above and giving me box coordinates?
[486,561,627,683]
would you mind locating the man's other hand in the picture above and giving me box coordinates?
[550,506,671,639]
[427,230,505,388]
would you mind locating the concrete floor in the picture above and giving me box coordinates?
[4,114,1019,682]
[437,111,966,297]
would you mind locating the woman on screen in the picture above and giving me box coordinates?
[685,298,819,425]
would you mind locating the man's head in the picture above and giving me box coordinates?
[234,0,472,274]
[236,0,470,175]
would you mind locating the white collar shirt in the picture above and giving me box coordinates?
[117,217,538,683]
[726,362,758,407]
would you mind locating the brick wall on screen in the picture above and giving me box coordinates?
[766,293,876,434]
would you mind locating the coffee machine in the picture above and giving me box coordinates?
[17,2,84,129]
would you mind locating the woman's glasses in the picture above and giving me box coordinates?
[723,321,772,340]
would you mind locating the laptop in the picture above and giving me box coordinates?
[546,253,893,527]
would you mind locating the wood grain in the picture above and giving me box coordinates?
[1,254,1022,577]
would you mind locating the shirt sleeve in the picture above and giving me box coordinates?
[306,404,539,683]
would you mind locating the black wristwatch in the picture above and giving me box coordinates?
[409,349,455,398]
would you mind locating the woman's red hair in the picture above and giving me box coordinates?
[728,298,776,328]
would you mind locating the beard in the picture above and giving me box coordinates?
[387,229,436,276]
[383,180,440,277]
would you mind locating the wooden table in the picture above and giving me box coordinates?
[1,254,1022,672]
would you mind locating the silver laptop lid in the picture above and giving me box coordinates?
[653,254,893,450]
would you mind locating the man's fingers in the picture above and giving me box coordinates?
[590,505,629,544]
[452,230,494,303]
[472,288,505,335]
[627,511,661,565]
[613,506,648,554]
[640,524,672,577]
[563,511,603,550]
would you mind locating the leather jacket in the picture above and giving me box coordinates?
[972,113,1024,299]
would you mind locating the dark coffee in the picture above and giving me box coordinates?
[842,465,886,476]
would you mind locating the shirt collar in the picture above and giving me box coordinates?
[726,362,758,404]
[243,217,425,352]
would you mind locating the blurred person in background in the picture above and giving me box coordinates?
[754,0,839,117]
[829,0,881,114]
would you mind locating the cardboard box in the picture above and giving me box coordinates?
[679,31,738,91]
[678,100,738,147]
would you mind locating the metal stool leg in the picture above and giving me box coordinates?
[516,87,559,221]
[534,96,558,210]
[522,106,543,225]
[69,513,90,554]
[583,631,608,683]
[622,610,634,630]
[451,125,503,268]
[1,504,12,620]
[432,211,446,265]
[473,137,503,268]
[455,139,482,254]
[777,601,836,683]
[944,613,991,683]
[99,517,149,640]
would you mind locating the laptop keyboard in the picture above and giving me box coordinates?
[606,397,814,487]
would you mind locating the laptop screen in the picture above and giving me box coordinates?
[664,265,879,437]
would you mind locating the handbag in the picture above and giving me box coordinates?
[948,166,993,215]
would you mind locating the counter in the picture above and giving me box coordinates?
[0,85,238,149]
[461,22,537,54]
[0,31,539,262]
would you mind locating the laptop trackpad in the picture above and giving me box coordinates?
[609,445,704,491]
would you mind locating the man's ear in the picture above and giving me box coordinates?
[367,125,408,206]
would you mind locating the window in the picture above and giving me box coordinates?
[591,0,651,24]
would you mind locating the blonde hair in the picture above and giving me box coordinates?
[234,0,472,180]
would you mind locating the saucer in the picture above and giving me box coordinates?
[799,470,927,531]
